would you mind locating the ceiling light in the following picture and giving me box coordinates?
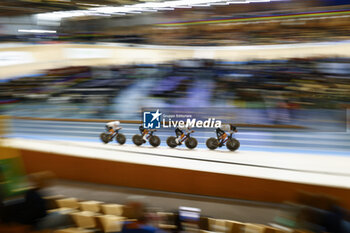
[247,0,270,2]
[35,0,273,20]
[227,0,250,4]
[77,3,106,7]
[18,29,57,34]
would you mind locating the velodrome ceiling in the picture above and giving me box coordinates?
[0,0,153,16]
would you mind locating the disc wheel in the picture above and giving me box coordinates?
[100,133,111,144]
[149,135,161,147]
[116,133,126,145]
[226,138,240,151]
[166,136,178,148]
[185,137,198,149]
[206,137,219,150]
[132,134,144,146]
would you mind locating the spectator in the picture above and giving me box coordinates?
[16,171,71,230]
[121,202,166,233]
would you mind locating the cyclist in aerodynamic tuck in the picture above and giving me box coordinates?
[216,124,237,146]
[139,125,149,142]
[175,126,192,144]
[105,121,122,137]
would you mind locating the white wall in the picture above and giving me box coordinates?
[1,41,350,79]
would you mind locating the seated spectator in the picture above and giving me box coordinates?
[7,171,71,230]
[121,202,166,233]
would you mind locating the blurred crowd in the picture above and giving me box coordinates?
[0,66,137,118]
[155,26,350,46]
[147,17,350,46]
[0,58,349,122]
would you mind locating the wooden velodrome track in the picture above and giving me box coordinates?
[1,117,350,208]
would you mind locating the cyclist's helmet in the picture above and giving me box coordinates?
[230,124,237,132]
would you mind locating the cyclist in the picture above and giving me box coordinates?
[139,125,149,142]
[175,126,192,144]
[105,121,121,137]
[216,124,237,146]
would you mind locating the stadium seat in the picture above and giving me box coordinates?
[226,221,245,233]
[47,207,79,215]
[244,224,285,233]
[70,211,100,229]
[95,215,125,232]
[208,218,227,232]
[79,201,104,213]
[54,228,95,233]
[56,198,80,209]
[200,230,213,233]
[101,204,124,216]
[265,226,285,233]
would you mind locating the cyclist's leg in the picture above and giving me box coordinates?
[142,130,148,141]
[175,129,183,144]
